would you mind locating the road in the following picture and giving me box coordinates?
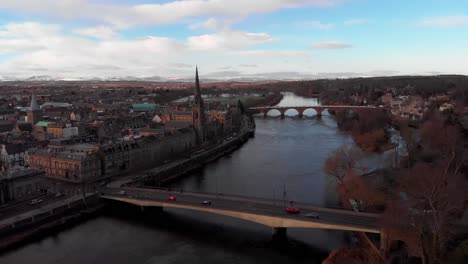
[101,187,381,233]
[0,194,67,220]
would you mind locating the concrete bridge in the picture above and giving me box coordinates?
[249,105,382,118]
[100,187,383,242]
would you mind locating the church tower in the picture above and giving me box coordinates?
[27,91,42,125]
[192,66,206,144]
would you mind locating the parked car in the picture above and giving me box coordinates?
[55,192,64,198]
[167,196,177,201]
[305,213,320,219]
[201,200,212,205]
[118,190,126,195]
[285,207,300,214]
[30,199,43,205]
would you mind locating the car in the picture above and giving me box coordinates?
[55,192,64,198]
[30,199,43,205]
[285,207,300,214]
[305,213,320,219]
[167,196,177,201]
[118,190,126,195]
[201,200,212,205]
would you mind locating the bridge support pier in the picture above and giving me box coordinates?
[272,227,287,243]
[298,112,303,118]
[263,112,267,118]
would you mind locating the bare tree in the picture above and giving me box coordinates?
[398,163,466,264]
[324,145,364,185]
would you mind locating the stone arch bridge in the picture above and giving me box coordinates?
[249,105,382,118]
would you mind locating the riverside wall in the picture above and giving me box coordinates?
[0,194,103,252]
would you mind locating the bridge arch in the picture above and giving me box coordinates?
[283,108,300,117]
[265,109,281,117]
[302,108,319,117]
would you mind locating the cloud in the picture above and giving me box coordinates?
[74,26,117,40]
[230,50,309,57]
[189,18,234,31]
[188,30,275,50]
[301,21,334,29]
[0,0,340,28]
[420,16,468,28]
[0,21,312,79]
[344,18,368,25]
[239,64,258,67]
[311,41,352,49]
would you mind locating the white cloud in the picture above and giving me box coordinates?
[302,21,334,29]
[311,41,352,49]
[344,18,368,25]
[188,30,275,50]
[74,26,117,40]
[420,16,468,28]
[0,0,339,28]
[230,50,309,57]
[189,18,234,31]
[0,22,306,78]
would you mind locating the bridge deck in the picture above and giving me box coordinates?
[101,187,381,234]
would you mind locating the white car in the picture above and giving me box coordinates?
[30,199,43,205]
[118,190,126,195]
[305,213,320,219]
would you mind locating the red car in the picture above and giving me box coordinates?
[285,207,300,214]
[167,196,177,201]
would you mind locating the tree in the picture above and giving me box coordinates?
[420,114,465,174]
[338,174,386,211]
[324,145,364,185]
[398,163,466,264]
[400,122,418,167]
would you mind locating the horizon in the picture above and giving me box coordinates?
[1,0,468,80]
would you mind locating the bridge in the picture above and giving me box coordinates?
[100,187,382,240]
[249,105,382,118]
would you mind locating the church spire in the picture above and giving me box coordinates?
[194,65,202,105]
[30,90,40,111]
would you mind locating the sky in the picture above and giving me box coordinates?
[0,0,467,80]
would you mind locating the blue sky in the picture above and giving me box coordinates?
[0,0,467,80]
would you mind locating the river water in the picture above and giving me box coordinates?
[0,93,392,264]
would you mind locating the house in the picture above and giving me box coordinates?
[439,103,454,112]
[0,143,29,170]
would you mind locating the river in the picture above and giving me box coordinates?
[0,92,393,264]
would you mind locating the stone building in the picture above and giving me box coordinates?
[0,168,45,205]
[47,123,79,139]
[27,129,197,184]
[0,143,28,171]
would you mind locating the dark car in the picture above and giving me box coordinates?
[285,207,300,214]
[201,200,212,205]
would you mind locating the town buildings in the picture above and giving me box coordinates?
[0,168,45,205]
